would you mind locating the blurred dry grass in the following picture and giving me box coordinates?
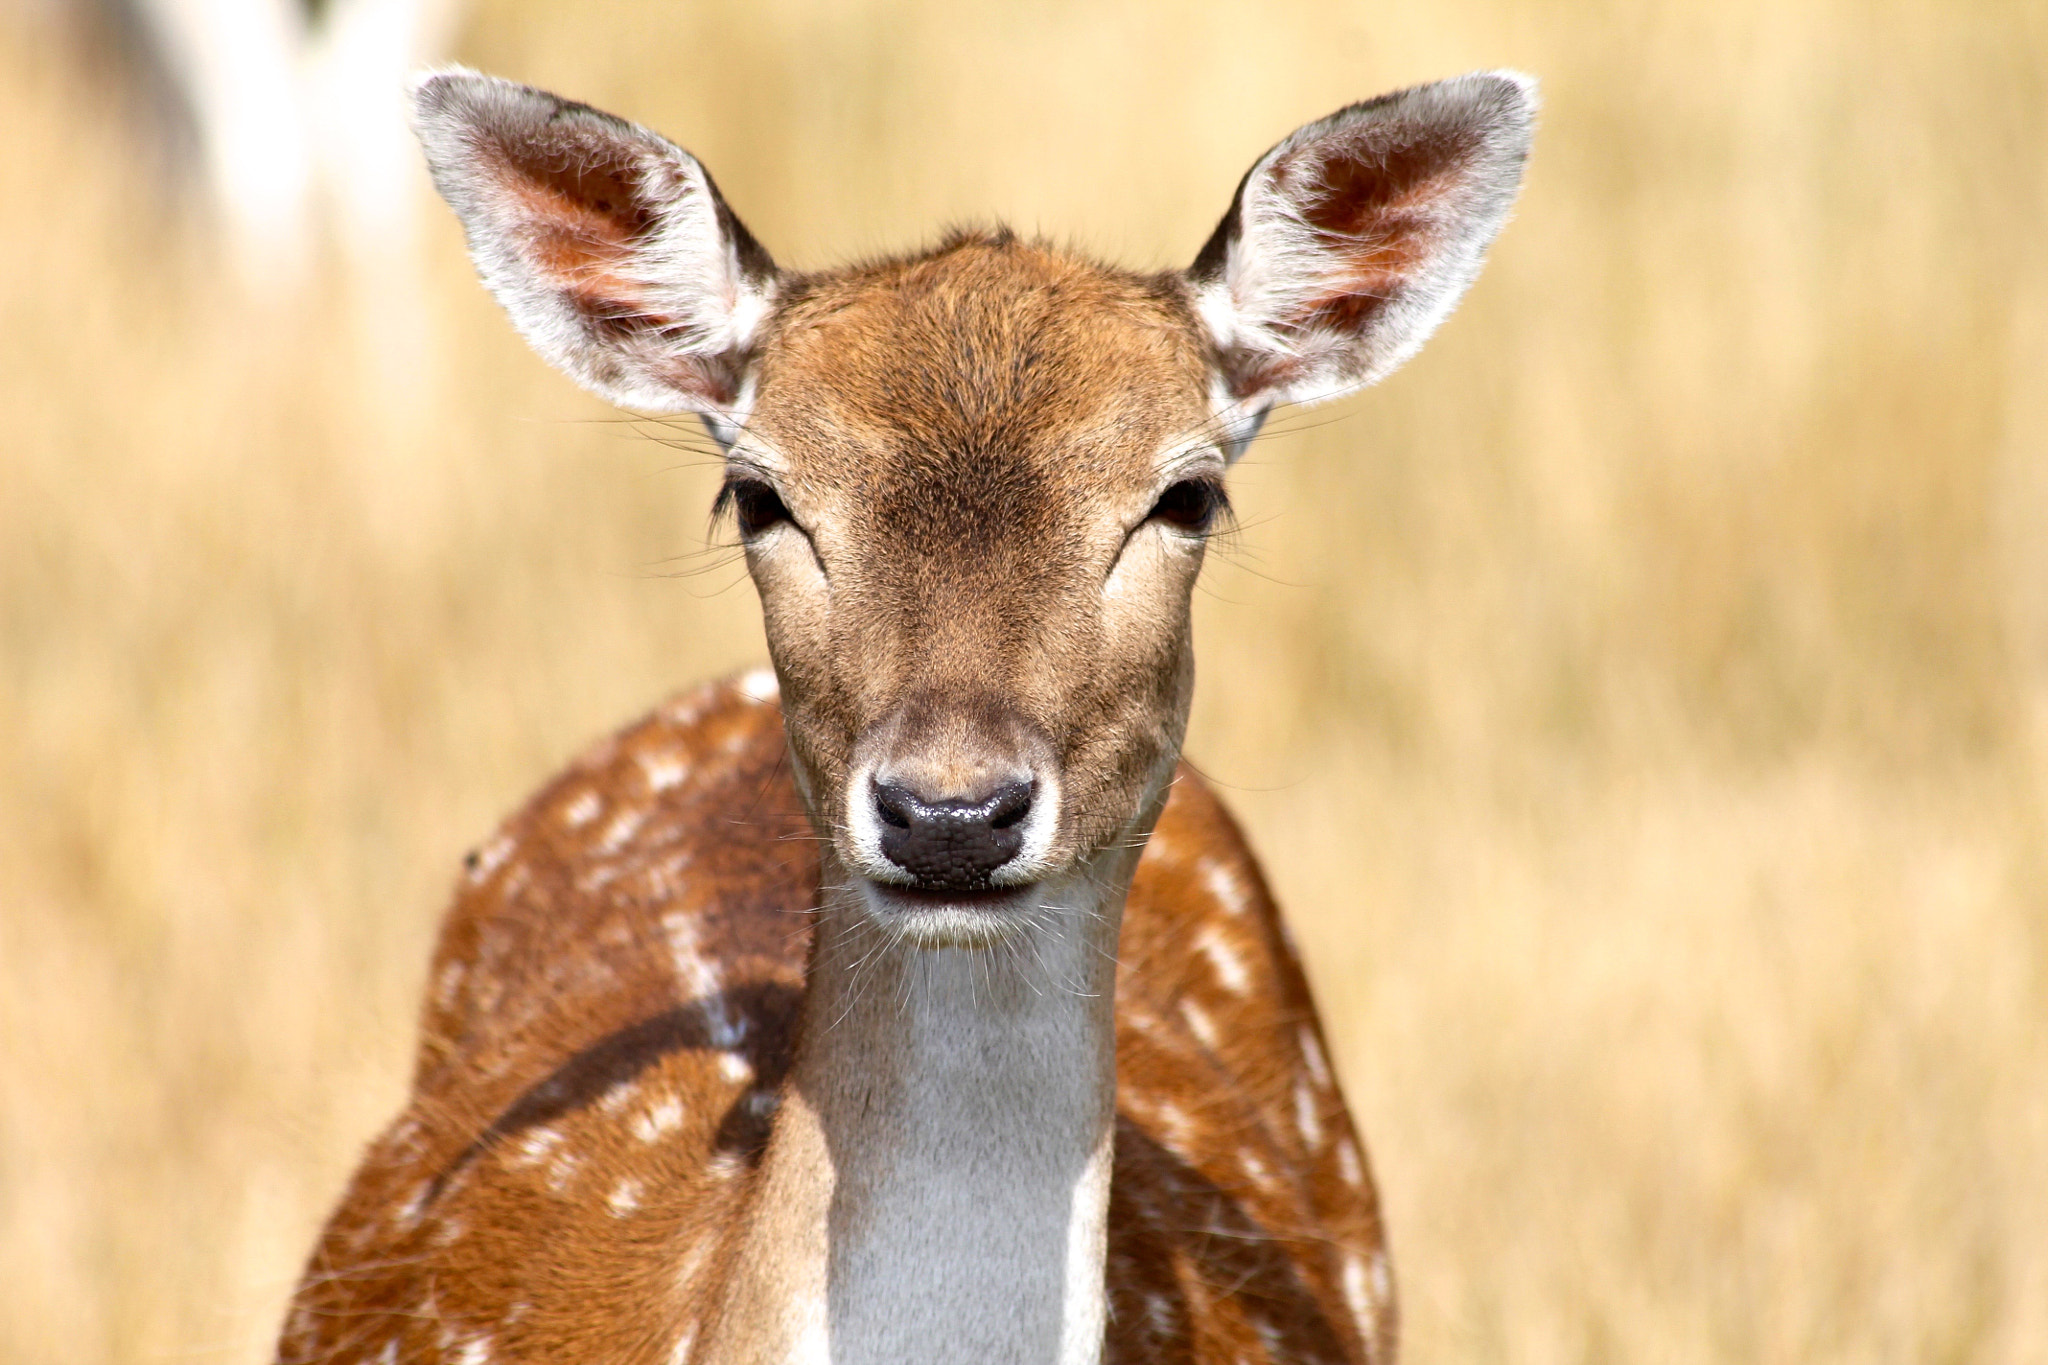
[4,0,2046,1360]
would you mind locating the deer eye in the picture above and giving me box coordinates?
[716,474,792,539]
[1147,478,1227,534]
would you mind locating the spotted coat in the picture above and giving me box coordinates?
[278,675,1393,1364]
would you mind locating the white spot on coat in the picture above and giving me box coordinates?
[512,1127,562,1167]
[1196,925,1250,993]
[466,833,515,882]
[575,862,621,893]
[561,789,602,829]
[1202,859,1249,915]
[1180,999,1220,1050]
[1155,1100,1196,1149]
[633,1096,684,1142]
[663,691,712,727]
[598,807,646,853]
[1342,1249,1371,1315]
[718,1052,753,1084]
[1299,1026,1333,1089]
[1342,1250,1384,1341]
[1295,1077,1324,1149]
[1336,1136,1364,1188]
[738,667,780,702]
[638,748,690,792]
[435,961,466,1008]
[386,1116,424,1157]
[663,912,724,1001]
[393,1181,430,1230]
[674,1238,712,1286]
[638,850,691,899]
[609,1178,644,1216]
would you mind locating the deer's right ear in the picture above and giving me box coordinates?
[411,70,777,419]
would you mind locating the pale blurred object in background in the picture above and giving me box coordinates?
[31,0,456,286]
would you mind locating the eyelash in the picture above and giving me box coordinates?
[1147,477,1229,534]
[714,474,792,539]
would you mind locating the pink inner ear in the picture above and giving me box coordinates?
[1283,129,1477,332]
[482,140,747,407]
[1296,227,1429,333]
[1289,125,1474,236]
[494,144,671,322]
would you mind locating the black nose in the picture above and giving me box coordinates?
[872,777,1034,891]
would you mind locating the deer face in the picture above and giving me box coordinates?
[733,242,1220,927]
[412,69,1533,938]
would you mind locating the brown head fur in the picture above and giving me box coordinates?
[744,231,1222,889]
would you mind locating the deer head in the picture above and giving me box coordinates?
[412,69,1534,946]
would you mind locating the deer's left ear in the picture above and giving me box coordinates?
[1188,71,1536,422]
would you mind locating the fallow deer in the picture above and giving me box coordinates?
[279,67,1534,1365]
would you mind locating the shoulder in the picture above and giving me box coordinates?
[413,670,813,1100]
[1111,766,1394,1362]
[282,675,815,1362]
[1122,763,1307,1029]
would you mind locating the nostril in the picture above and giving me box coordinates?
[988,781,1033,831]
[873,784,914,830]
[869,777,1037,891]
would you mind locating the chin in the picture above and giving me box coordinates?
[856,880,1044,948]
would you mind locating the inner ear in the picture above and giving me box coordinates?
[413,71,778,416]
[1188,71,1536,411]
[492,140,661,311]
[1290,131,1470,309]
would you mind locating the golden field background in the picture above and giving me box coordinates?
[4,0,2045,1360]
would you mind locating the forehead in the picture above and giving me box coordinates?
[748,235,1214,512]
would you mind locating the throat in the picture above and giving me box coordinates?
[710,875,1124,1365]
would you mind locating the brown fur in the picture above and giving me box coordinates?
[278,678,1390,1364]
[743,233,1222,866]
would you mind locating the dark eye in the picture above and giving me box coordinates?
[1147,478,1227,534]
[716,475,792,539]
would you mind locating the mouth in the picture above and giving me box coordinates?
[856,879,1042,947]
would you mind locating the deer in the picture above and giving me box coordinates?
[277,66,1534,1365]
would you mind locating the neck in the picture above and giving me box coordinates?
[707,857,1132,1365]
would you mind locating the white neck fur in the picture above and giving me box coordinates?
[705,866,1127,1365]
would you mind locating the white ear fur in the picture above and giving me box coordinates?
[1189,71,1536,424]
[411,69,777,418]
